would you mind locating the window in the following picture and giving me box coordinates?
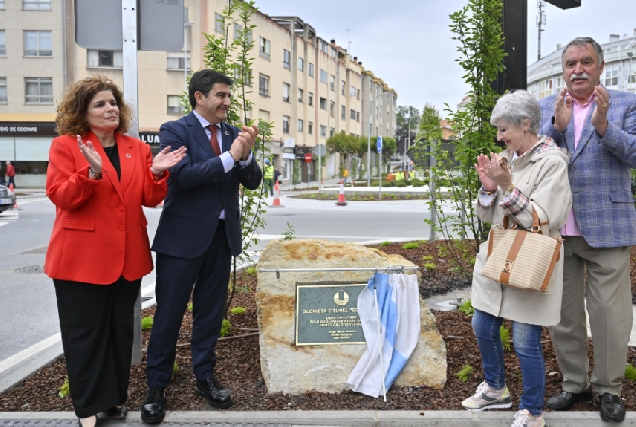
[167,55,190,70]
[0,1,4,8]
[283,49,290,69]
[24,31,52,56]
[320,125,326,137]
[283,83,290,102]
[298,57,304,72]
[233,23,241,40]
[308,63,314,77]
[167,95,183,114]
[298,119,304,132]
[308,92,313,106]
[350,108,356,120]
[0,77,7,103]
[319,69,327,83]
[605,64,620,87]
[319,97,326,110]
[0,31,5,56]
[25,77,52,104]
[350,85,356,97]
[341,105,345,120]
[330,75,335,91]
[320,40,328,54]
[234,67,252,86]
[259,74,269,97]
[341,81,345,95]
[357,88,360,100]
[259,37,271,60]
[214,13,224,33]
[330,101,335,117]
[283,115,290,134]
[23,0,50,10]
[298,88,303,102]
[330,127,335,137]
[356,111,360,122]
[87,50,122,68]
[308,122,313,135]
[331,47,337,58]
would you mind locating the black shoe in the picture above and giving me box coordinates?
[545,386,593,410]
[104,404,127,419]
[141,387,166,424]
[195,376,232,409]
[600,393,625,422]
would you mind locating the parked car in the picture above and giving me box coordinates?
[0,184,16,213]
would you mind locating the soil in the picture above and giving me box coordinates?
[1,242,636,414]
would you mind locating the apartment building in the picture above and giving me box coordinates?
[528,30,636,101]
[0,0,397,186]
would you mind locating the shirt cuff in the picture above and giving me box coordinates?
[220,151,235,173]
[499,187,530,217]
[238,151,253,169]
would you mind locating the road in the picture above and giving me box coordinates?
[0,190,444,390]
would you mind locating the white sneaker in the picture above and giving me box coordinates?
[461,381,512,411]
[511,409,545,427]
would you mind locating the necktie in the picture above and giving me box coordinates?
[207,124,221,156]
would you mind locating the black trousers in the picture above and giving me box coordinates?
[146,220,232,387]
[54,277,141,418]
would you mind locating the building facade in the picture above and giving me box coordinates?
[528,30,636,101]
[0,0,397,187]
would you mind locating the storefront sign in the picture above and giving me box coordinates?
[139,132,160,144]
[0,122,57,137]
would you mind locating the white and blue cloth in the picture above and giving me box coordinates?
[346,273,421,398]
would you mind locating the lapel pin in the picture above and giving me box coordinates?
[224,131,229,136]
[125,153,132,158]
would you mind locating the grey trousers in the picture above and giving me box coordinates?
[548,236,632,395]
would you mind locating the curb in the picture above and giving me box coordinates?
[0,410,634,426]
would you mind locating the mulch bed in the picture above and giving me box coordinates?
[1,242,636,413]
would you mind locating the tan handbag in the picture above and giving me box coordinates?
[482,211,562,293]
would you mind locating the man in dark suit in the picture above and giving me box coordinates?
[142,69,261,423]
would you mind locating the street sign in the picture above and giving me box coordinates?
[305,153,313,163]
[314,144,327,157]
[377,136,383,154]
[75,0,184,51]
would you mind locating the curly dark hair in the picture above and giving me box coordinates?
[55,75,132,136]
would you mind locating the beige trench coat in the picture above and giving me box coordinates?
[471,136,572,326]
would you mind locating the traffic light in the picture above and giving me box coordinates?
[544,0,581,9]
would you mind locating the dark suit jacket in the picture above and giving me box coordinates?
[152,112,262,259]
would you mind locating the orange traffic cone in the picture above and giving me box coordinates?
[8,183,19,210]
[270,180,283,207]
[336,180,347,206]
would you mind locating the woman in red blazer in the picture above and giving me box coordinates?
[45,75,185,427]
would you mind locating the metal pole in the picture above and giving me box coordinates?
[429,139,437,242]
[122,0,141,366]
[378,147,382,199]
[319,149,322,189]
[404,114,410,172]
[367,96,371,187]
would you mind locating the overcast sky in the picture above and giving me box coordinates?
[253,0,636,117]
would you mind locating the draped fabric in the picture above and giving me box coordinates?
[346,273,420,398]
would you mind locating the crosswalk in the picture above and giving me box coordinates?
[0,209,19,227]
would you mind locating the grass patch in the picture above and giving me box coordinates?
[424,263,436,271]
[58,376,70,398]
[230,307,246,315]
[141,316,154,330]
[172,362,179,380]
[422,255,433,260]
[500,326,512,351]
[402,242,420,250]
[220,319,232,337]
[458,299,474,317]
[626,363,636,381]
[455,365,474,383]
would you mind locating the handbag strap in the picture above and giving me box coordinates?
[502,209,546,234]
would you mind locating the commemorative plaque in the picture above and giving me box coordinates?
[295,282,366,346]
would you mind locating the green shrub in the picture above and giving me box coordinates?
[58,376,70,398]
[220,319,232,337]
[455,365,474,383]
[402,242,419,250]
[422,255,433,260]
[424,263,436,271]
[188,302,193,312]
[245,267,256,275]
[626,363,636,381]
[500,326,512,351]
[141,316,154,330]
[458,299,474,317]
[230,307,246,315]
[379,241,391,247]
[171,362,179,380]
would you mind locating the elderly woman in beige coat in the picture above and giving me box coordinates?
[460,90,571,427]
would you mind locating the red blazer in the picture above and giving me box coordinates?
[45,131,168,285]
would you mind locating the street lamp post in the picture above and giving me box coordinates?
[367,91,391,187]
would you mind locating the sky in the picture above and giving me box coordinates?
[253,0,636,117]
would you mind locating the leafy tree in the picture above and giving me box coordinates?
[410,104,442,170]
[180,0,273,318]
[425,0,505,275]
[396,106,420,158]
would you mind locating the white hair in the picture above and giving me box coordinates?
[490,90,541,134]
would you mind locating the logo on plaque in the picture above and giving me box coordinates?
[295,283,366,346]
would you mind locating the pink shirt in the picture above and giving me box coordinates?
[560,93,594,236]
